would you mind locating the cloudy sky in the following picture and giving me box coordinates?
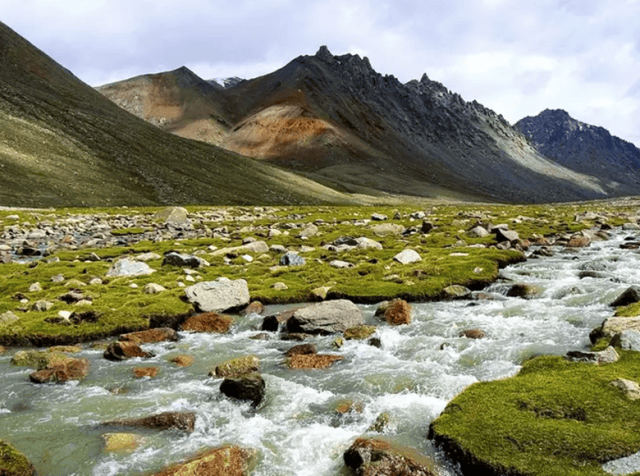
[3,0,640,146]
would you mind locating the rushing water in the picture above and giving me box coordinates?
[1,231,640,475]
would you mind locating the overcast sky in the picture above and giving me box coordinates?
[3,0,640,146]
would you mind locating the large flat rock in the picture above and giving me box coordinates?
[185,278,250,313]
[287,300,364,334]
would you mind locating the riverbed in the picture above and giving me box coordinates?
[1,230,638,475]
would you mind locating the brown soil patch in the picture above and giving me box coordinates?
[287,354,343,369]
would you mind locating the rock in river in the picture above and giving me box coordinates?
[149,445,257,476]
[287,300,364,334]
[102,411,196,432]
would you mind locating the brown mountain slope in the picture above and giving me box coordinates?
[0,22,367,207]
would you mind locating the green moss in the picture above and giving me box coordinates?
[615,302,640,318]
[430,352,640,476]
[344,325,377,340]
[0,440,35,476]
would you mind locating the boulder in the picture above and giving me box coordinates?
[371,213,388,221]
[299,224,319,238]
[105,259,155,278]
[242,301,265,315]
[376,300,412,326]
[287,300,364,334]
[0,440,36,476]
[285,343,317,357]
[566,232,591,248]
[149,445,257,476]
[133,367,159,378]
[279,252,305,266]
[286,354,344,369]
[393,249,422,265]
[610,330,640,351]
[442,285,472,300]
[459,329,486,339]
[495,228,519,243]
[0,310,19,326]
[119,328,178,344]
[169,355,194,367]
[610,379,640,400]
[566,346,619,364]
[611,286,640,307]
[506,283,541,299]
[185,278,250,312]
[344,438,436,476]
[367,413,391,433]
[103,342,154,361]
[144,283,167,294]
[162,252,208,269]
[102,433,143,452]
[180,313,233,333]
[599,316,640,339]
[29,356,90,383]
[354,237,383,250]
[11,350,68,368]
[468,226,490,238]
[421,221,435,233]
[372,224,405,236]
[329,260,353,269]
[219,373,265,407]
[211,356,260,378]
[344,325,377,340]
[153,207,190,226]
[102,411,196,432]
[136,252,162,262]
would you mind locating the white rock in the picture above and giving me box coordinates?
[29,282,42,293]
[393,249,422,265]
[106,259,155,277]
[144,283,166,294]
[185,278,250,312]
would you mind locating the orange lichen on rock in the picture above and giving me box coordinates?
[286,354,343,369]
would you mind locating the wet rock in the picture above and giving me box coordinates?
[578,270,609,279]
[344,325,377,340]
[566,346,619,364]
[180,312,233,333]
[169,355,194,367]
[279,251,305,266]
[130,366,158,379]
[102,411,196,432]
[506,283,541,299]
[610,330,640,351]
[103,342,155,361]
[149,445,257,476]
[442,285,472,300]
[393,249,421,264]
[611,286,640,307]
[368,337,382,348]
[459,329,486,339]
[120,328,178,345]
[105,259,155,277]
[367,413,391,433]
[242,301,265,315]
[285,343,317,357]
[0,310,19,326]
[344,438,436,476]
[219,373,265,407]
[102,433,142,452]
[377,299,412,325]
[0,346,6,354]
[185,278,250,313]
[566,232,591,248]
[212,356,260,378]
[0,439,36,476]
[286,354,344,369]
[11,350,66,368]
[610,378,640,400]
[287,300,364,334]
[29,356,90,383]
[162,252,208,268]
[144,283,166,294]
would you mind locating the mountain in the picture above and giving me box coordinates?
[0,22,361,207]
[208,77,245,89]
[515,109,640,191]
[98,46,614,203]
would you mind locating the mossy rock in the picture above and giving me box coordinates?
[344,325,377,340]
[211,355,260,378]
[11,350,68,369]
[0,440,35,476]
[429,352,640,476]
[150,445,257,476]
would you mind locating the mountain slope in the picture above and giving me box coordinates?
[99,46,616,203]
[0,22,361,207]
[515,109,640,190]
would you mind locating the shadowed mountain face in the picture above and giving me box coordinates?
[515,109,640,191]
[98,46,621,203]
[0,23,362,207]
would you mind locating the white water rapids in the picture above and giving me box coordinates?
[1,231,639,475]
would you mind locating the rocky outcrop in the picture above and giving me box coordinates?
[185,278,250,312]
[150,445,257,476]
[29,355,90,383]
[102,411,196,432]
[343,438,436,476]
[287,300,364,334]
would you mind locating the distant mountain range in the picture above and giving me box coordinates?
[515,109,640,191]
[0,19,638,207]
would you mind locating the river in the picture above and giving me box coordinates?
[1,230,638,475]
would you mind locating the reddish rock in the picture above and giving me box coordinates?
[180,312,233,333]
[459,329,486,339]
[287,354,343,369]
[120,328,178,344]
[285,343,317,357]
[150,445,257,476]
[133,367,159,378]
[242,301,265,316]
[102,411,196,432]
[169,355,194,367]
[379,300,412,326]
[567,233,591,248]
[29,356,90,383]
[104,342,154,361]
[344,438,436,476]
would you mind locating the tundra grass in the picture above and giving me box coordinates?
[429,352,640,476]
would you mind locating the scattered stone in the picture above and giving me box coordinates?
[367,413,391,433]
[596,316,640,340]
[180,312,233,333]
[610,330,640,351]
[371,213,388,221]
[287,300,365,334]
[136,252,162,262]
[0,440,36,476]
[185,278,250,313]
[344,438,436,476]
[120,328,178,345]
[133,367,158,378]
[459,329,486,339]
[467,226,490,238]
[355,237,383,250]
[442,285,472,300]
[285,343,317,357]
[29,356,90,384]
[0,310,19,326]
[242,301,265,315]
[279,251,305,266]
[506,283,541,299]
[148,445,257,476]
[162,252,208,268]
[144,283,166,294]
[311,286,332,300]
[299,224,319,238]
[103,342,154,361]
[421,221,435,233]
[344,325,377,340]
[377,299,412,325]
[611,286,640,307]
[219,373,265,407]
[212,356,260,378]
[102,411,196,432]
[102,433,142,452]
[393,249,422,264]
[372,224,405,236]
[286,354,344,369]
[105,259,155,278]
[566,346,619,364]
[496,228,519,243]
[28,282,42,293]
[51,274,65,283]
[272,282,288,290]
[169,355,194,367]
[153,207,190,226]
[329,260,353,268]
[566,232,591,248]
[610,379,640,401]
